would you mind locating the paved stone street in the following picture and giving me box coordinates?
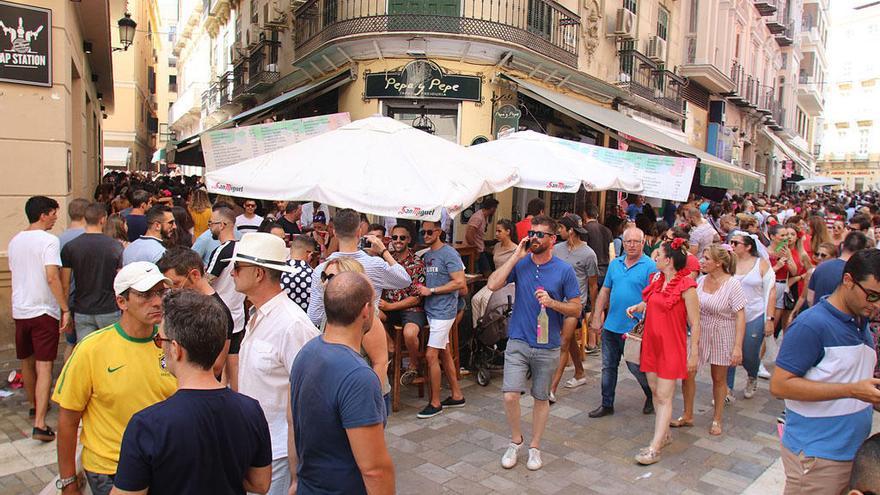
[0,346,798,495]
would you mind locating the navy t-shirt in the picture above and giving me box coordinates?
[126,214,148,242]
[507,255,580,349]
[291,337,385,495]
[808,258,845,303]
[114,388,272,495]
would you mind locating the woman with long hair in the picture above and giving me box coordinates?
[673,244,745,437]
[170,206,195,247]
[470,219,518,327]
[727,233,775,400]
[830,219,847,247]
[103,213,130,248]
[807,215,832,265]
[188,188,212,238]
[768,224,799,335]
[627,238,700,465]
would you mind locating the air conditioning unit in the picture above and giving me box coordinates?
[614,8,637,39]
[267,63,278,72]
[646,36,667,62]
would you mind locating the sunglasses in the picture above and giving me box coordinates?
[232,262,259,273]
[729,240,743,247]
[420,229,437,236]
[527,230,552,239]
[131,288,168,300]
[390,235,408,241]
[817,252,832,259]
[153,333,172,349]
[320,271,335,283]
[853,278,880,303]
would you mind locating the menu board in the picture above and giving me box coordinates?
[201,113,351,172]
[559,140,697,202]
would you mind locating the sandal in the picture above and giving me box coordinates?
[669,416,694,428]
[709,420,723,436]
[661,433,672,449]
[635,447,661,465]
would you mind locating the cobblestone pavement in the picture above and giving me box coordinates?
[0,349,793,494]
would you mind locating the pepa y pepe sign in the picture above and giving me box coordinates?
[365,60,481,102]
[0,1,51,87]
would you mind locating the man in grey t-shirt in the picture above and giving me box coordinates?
[550,215,599,398]
[415,220,466,419]
[686,206,719,256]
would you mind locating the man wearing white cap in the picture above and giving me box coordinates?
[53,261,177,495]
[231,232,320,495]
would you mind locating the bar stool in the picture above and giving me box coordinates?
[390,324,427,412]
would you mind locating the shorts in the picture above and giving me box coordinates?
[229,328,246,355]
[501,338,560,401]
[427,318,455,350]
[775,281,788,310]
[15,314,60,361]
[386,310,428,329]
[74,311,120,343]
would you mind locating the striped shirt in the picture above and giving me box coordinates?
[307,250,411,326]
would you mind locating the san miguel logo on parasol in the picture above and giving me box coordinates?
[0,1,51,87]
[546,181,568,190]
[397,206,437,218]
[213,182,244,194]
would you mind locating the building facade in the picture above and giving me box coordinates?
[0,0,116,347]
[103,0,162,171]
[817,0,879,191]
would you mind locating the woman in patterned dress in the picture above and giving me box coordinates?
[675,244,746,436]
[626,238,700,465]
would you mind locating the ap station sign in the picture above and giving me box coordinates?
[0,1,51,87]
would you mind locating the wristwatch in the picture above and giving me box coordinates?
[767,316,776,321]
[56,476,78,490]
[430,287,436,295]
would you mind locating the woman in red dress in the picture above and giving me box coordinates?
[627,238,701,465]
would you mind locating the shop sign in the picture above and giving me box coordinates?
[700,164,762,193]
[493,104,521,139]
[0,1,51,87]
[365,60,481,101]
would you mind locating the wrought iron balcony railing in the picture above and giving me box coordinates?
[618,49,684,114]
[294,0,580,67]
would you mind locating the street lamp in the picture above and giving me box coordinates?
[113,13,137,52]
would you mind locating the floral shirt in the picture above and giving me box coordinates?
[381,250,426,312]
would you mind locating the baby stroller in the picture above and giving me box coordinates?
[470,283,515,386]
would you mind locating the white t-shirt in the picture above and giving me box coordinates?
[8,230,62,320]
[235,214,263,233]
[207,241,246,333]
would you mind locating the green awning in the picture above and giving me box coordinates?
[700,163,763,192]
[151,148,166,163]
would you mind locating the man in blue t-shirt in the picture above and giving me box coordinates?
[771,249,880,495]
[415,220,466,420]
[113,290,272,495]
[488,215,580,472]
[290,272,394,495]
[807,231,868,306]
[588,227,656,418]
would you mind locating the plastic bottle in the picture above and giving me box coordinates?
[536,286,549,344]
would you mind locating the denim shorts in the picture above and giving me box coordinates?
[502,338,560,401]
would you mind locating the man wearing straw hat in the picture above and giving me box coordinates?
[231,232,320,495]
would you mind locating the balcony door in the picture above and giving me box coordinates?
[388,0,461,33]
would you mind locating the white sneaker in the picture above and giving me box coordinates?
[501,441,523,469]
[725,391,736,404]
[744,377,758,399]
[527,448,543,471]
[758,363,771,379]
[548,391,556,404]
[564,377,588,389]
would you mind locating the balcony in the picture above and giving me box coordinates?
[678,37,735,94]
[247,38,281,93]
[774,19,795,46]
[201,81,221,119]
[797,74,824,114]
[294,0,581,68]
[217,71,234,108]
[232,59,250,101]
[617,49,684,114]
[756,86,777,116]
[168,82,208,130]
[767,107,785,131]
[754,0,777,16]
[725,62,760,108]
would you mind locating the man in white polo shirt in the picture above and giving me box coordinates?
[232,233,320,495]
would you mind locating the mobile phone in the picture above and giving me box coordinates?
[358,236,370,251]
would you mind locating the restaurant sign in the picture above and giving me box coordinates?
[0,1,51,87]
[365,60,481,102]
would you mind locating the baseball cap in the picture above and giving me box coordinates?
[559,214,588,235]
[114,261,172,296]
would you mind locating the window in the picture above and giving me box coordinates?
[623,0,637,15]
[250,0,258,24]
[270,31,279,65]
[859,129,870,154]
[688,0,698,33]
[657,7,669,40]
[528,0,553,39]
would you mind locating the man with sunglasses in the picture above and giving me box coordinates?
[488,215,580,471]
[379,225,428,387]
[122,205,174,266]
[232,233,320,495]
[53,262,177,495]
[771,249,880,495]
[206,205,247,391]
[235,199,264,234]
[415,220,466,419]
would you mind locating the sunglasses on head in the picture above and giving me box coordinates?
[320,271,335,283]
[528,230,552,239]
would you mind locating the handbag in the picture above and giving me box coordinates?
[623,318,645,365]
[783,277,797,311]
